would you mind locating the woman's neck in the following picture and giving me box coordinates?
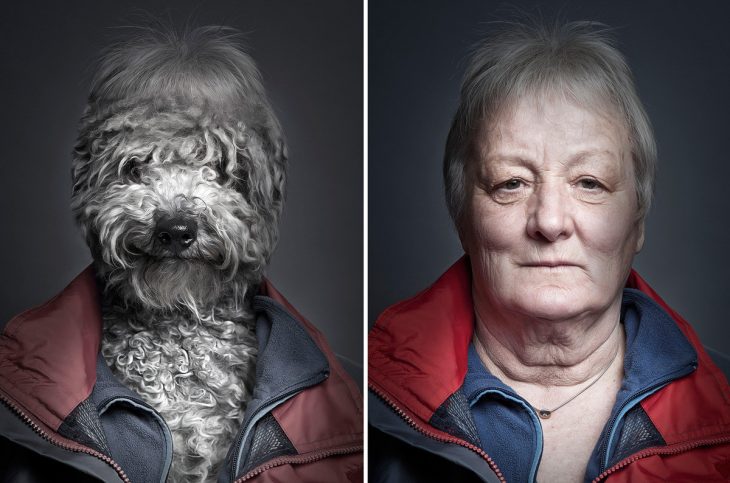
[473,294,625,387]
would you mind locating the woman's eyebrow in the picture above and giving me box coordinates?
[568,149,620,166]
[482,153,535,167]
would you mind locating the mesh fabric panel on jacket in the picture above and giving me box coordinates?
[241,412,297,474]
[429,389,481,446]
[609,404,666,465]
[58,397,112,456]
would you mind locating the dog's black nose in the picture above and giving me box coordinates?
[155,216,198,252]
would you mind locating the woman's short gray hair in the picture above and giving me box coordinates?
[444,19,656,226]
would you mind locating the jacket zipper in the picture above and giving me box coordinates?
[0,392,131,483]
[370,384,507,483]
[592,436,730,482]
[235,444,363,482]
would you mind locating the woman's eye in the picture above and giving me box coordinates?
[501,179,523,190]
[578,178,603,190]
[489,178,528,203]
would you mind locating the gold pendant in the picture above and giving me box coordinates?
[538,409,551,419]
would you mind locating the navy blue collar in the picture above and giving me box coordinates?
[250,296,330,402]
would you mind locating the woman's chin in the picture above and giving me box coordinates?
[505,286,594,322]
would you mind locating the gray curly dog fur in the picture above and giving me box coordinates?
[71,26,286,482]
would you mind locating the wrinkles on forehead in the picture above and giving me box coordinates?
[470,93,632,181]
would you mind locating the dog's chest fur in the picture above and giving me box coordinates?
[101,307,257,483]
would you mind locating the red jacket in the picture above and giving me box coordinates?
[0,267,363,482]
[369,257,730,482]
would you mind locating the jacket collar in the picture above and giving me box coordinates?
[256,280,363,458]
[369,257,472,424]
[369,256,730,445]
[250,296,329,403]
[624,271,730,445]
[0,265,362,454]
[0,266,101,431]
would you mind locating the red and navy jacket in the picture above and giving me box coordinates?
[369,257,730,482]
[0,267,363,482]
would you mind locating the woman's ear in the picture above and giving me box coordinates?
[456,215,471,254]
[634,220,645,254]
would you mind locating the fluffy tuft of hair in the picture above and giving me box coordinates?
[90,24,266,116]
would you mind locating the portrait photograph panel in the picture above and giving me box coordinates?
[368,1,730,482]
[0,1,363,481]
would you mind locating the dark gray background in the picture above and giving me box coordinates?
[369,0,730,354]
[0,1,363,366]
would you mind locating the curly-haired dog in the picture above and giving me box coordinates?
[71,27,286,482]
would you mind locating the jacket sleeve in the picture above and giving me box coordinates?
[0,434,102,483]
[369,424,485,483]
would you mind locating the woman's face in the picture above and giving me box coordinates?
[462,96,644,322]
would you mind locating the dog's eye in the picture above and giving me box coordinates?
[129,165,142,182]
[120,161,142,183]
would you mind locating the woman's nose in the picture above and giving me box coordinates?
[526,183,574,242]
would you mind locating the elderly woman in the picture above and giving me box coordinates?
[369,20,730,483]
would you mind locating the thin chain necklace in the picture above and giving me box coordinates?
[474,334,621,420]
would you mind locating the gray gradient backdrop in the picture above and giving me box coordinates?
[0,1,363,366]
[369,0,730,354]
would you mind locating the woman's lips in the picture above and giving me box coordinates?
[521,261,581,268]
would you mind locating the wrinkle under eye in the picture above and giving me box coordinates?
[489,178,529,204]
